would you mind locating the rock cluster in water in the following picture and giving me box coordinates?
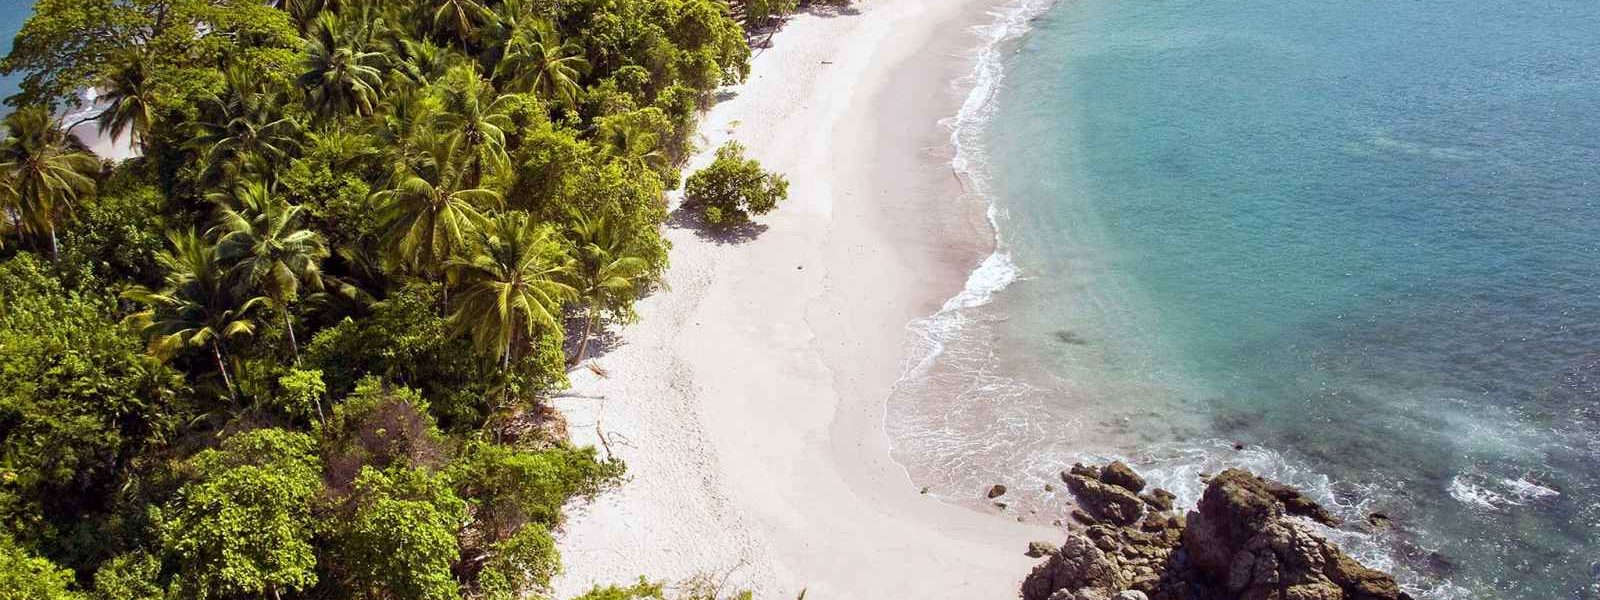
[1022,463,1412,600]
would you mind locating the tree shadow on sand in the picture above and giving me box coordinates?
[666,205,769,245]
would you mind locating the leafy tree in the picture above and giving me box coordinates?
[445,211,574,371]
[732,0,799,30]
[473,524,559,600]
[571,579,667,600]
[124,230,264,402]
[0,534,83,600]
[160,428,321,600]
[332,467,466,600]
[0,105,99,261]
[682,141,787,227]
[91,552,166,600]
[495,20,589,107]
[304,283,481,422]
[447,441,621,541]
[565,214,648,364]
[299,12,387,118]
[210,181,329,362]
[1,0,300,108]
[0,254,185,563]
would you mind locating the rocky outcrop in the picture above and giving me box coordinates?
[1024,466,1411,600]
[1062,463,1147,526]
[1102,461,1147,493]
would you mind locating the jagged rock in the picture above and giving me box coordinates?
[1028,541,1060,558]
[1261,477,1341,526]
[1064,473,1146,526]
[1072,509,1100,526]
[1069,463,1102,479]
[1026,466,1408,600]
[1102,461,1147,493]
[989,484,1009,498]
[1182,469,1408,600]
[1366,512,1392,529]
[1140,488,1176,512]
[1022,533,1122,600]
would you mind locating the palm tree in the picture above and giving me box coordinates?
[386,38,458,92]
[597,110,669,177]
[124,230,265,402]
[95,55,158,151]
[190,69,301,183]
[209,181,329,363]
[446,210,574,371]
[373,134,503,281]
[435,66,514,185]
[494,20,589,107]
[565,214,648,364]
[431,0,493,48]
[299,12,387,118]
[0,106,99,260]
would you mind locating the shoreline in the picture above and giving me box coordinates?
[552,0,1052,596]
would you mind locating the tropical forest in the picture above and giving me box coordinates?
[0,0,793,598]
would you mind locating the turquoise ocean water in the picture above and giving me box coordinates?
[0,1,30,109]
[888,0,1600,597]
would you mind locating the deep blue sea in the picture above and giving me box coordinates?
[888,0,1600,597]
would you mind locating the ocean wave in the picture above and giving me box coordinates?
[894,0,1056,383]
[1449,472,1561,511]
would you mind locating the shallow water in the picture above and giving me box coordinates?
[888,0,1600,597]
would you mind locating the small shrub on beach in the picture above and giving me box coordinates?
[683,142,789,227]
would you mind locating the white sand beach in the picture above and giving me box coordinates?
[551,0,1056,597]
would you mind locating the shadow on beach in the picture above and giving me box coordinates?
[667,205,770,245]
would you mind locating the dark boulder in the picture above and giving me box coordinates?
[1064,473,1146,526]
[1101,461,1147,493]
[989,484,1009,499]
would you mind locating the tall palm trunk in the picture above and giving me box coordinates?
[47,221,59,263]
[282,306,300,364]
[212,339,238,402]
[574,305,597,365]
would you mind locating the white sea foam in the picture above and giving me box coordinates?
[1449,474,1509,511]
[895,0,1055,382]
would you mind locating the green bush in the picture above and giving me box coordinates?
[683,142,788,227]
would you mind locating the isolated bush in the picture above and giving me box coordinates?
[683,142,788,227]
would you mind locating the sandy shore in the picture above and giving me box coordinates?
[551,0,1055,597]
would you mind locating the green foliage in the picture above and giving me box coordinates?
[1,0,300,109]
[474,524,560,600]
[274,368,328,424]
[449,441,623,538]
[683,142,787,227]
[320,378,447,486]
[571,579,667,600]
[0,254,186,552]
[332,467,466,600]
[161,428,321,599]
[91,552,167,600]
[1,0,759,594]
[304,283,489,427]
[58,178,168,286]
[0,534,83,600]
